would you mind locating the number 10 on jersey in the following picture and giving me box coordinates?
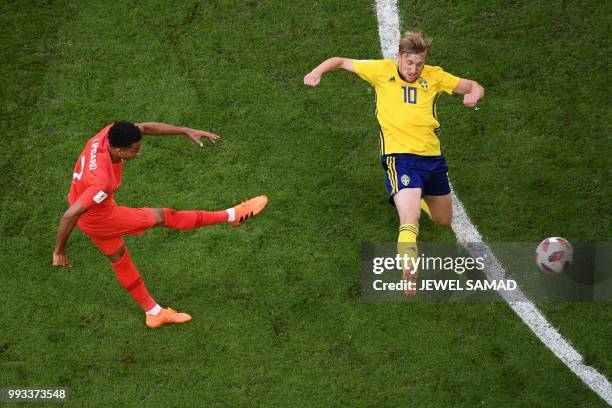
[402,86,417,104]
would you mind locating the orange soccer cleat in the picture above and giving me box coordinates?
[145,307,192,329]
[230,195,269,227]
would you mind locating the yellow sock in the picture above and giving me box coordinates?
[398,223,419,270]
[420,199,431,219]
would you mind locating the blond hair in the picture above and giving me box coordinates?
[399,31,432,55]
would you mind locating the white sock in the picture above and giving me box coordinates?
[146,304,162,316]
[226,208,236,222]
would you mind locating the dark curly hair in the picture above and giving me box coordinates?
[108,121,142,147]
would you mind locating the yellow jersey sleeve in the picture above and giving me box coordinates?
[352,59,390,85]
[429,66,461,95]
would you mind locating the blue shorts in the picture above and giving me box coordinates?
[381,153,450,205]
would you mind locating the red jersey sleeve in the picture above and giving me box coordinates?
[76,184,112,209]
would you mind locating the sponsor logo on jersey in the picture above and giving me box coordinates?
[89,138,100,171]
[388,76,396,82]
[417,78,428,90]
[93,190,108,204]
[401,175,410,186]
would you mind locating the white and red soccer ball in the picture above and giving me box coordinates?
[535,237,573,274]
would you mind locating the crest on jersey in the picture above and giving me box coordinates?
[401,175,410,186]
[417,78,428,90]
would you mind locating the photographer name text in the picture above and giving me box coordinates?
[372,279,517,291]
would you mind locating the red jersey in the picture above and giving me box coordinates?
[68,125,123,221]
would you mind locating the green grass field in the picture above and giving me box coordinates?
[1,0,610,406]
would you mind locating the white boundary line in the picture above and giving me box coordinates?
[374,1,612,404]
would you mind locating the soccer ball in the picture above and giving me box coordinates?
[535,237,573,274]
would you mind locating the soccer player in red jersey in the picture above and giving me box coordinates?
[53,121,268,328]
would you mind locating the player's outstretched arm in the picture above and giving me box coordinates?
[453,79,485,108]
[53,201,87,267]
[135,122,220,148]
[304,57,355,87]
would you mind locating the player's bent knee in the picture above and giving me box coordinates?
[433,213,452,227]
[108,245,127,263]
[437,217,452,227]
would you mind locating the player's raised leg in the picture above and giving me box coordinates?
[394,188,422,296]
[150,195,268,229]
[423,193,452,227]
[105,242,192,329]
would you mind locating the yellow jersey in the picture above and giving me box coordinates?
[353,59,460,156]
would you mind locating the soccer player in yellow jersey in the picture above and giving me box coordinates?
[304,31,484,295]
